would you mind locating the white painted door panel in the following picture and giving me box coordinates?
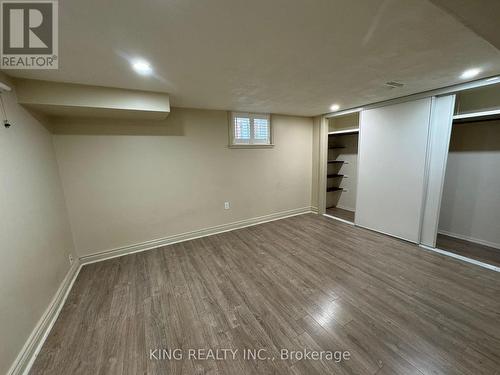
[355,98,432,243]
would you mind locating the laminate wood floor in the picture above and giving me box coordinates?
[325,207,355,223]
[436,233,500,268]
[30,214,500,375]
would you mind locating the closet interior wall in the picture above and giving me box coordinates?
[325,113,359,222]
[435,82,500,262]
[438,118,500,250]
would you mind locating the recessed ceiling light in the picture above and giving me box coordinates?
[330,104,340,112]
[460,68,481,80]
[131,59,153,76]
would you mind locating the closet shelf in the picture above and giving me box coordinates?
[328,146,346,149]
[328,129,359,136]
[327,174,345,178]
[327,160,346,164]
[326,187,345,192]
[453,108,500,122]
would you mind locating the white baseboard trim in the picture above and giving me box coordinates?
[8,207,315,374]
[80,207,315,265]
[310,206,319,214]
[7,260,82,375]
[419,244,500,273]
[437,230,500,250]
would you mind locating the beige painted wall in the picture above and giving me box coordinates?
[439,120,500,248]
[53,109,313,257]
[0,74,75,374]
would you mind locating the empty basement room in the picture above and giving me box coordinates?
[1,1,500,375]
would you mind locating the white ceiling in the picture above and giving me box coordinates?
[4,0,500,116]
[429,0,500,50]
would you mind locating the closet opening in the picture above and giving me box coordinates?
[324,112,359,224]
[436,83,500,267]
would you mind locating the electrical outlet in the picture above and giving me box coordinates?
[68,254,74,265]
[224,201,230,210]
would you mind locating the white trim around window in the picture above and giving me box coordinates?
[229,112,273,148]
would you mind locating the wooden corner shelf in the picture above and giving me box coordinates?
[327,160,346,164]
[327,174,344,178]
[326,187,344,192]
[328,146,346,149]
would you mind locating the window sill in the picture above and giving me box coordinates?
[228,144,275,149]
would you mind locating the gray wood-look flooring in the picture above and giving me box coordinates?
[436,233,500,268]
[325,207,355,223]
[30,214,500,375]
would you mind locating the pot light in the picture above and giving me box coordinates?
[131,60,153,76]
[460,68,480,80]
[330,104,340,112]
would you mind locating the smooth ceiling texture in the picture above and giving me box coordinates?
[4,0,500,116]
[430,0,500,50]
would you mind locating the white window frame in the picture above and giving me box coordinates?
[229,112,273,148]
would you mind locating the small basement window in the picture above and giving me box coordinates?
[229,112,273,147]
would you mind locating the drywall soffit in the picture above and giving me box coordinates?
[14,78,170,120]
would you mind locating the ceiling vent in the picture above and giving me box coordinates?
[385,81,404,88]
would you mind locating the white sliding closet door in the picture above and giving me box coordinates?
[420,95,455,247]
[355,98,432,243]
